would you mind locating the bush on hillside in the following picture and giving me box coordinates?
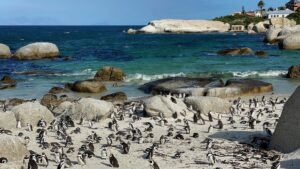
[213,15,264,27]
[287,10,300,24]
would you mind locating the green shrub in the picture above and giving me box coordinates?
[213,15,264,27]
[287,11,300,24]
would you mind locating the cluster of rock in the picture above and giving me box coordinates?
[0,42,59,60]
[217,47,267,57]
[0,76,16,90]
[139,77,273,98]
[287,65,300,78]
[127,19,230,34]
[247,17,296,34]
[65,66,125,94]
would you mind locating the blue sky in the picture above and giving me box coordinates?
[0,0,287,25]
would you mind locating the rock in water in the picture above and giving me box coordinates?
[139,77,223,95]
[127,19,230,33]
[71,79,106,93]
[100,92,127,103]
[255,51,267,57]
[184,96,231,115]
[12,102,54,126]
[13,42,59,60]
[271,86,300,153]
[94,66,124,81]
[0,44,11,59]
[264,27,282,44]
[279,32,300,50]
[0,76,16,90]
[287,65,300,78]
[225,79,273,95]
[71,98,114,120]
[0,135,28,162]
[217,48,254,56]
[143,95,188,118]
[48,86,68,94]
[0,111,17,129]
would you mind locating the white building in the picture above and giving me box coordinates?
[264,9,294,19]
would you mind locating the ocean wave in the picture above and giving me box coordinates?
[124,70,287,82]
[124,72,186,82]
[232,70,287,78]
[59,69,97,77]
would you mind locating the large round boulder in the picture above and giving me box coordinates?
[253,21,267,33]
[225,79,273,95]
[12,102,54,127]
[71,80,106,93]
[53,101,74,115]
[287,65,300,78]
[48,86,68,94]
[0,44,11,59]
[0,136,28,162]
[70,98,113,120]
[40,93,62,108]
[139,77,223,95]
[100,92,127,103]
[13,42,59,60]
[94,66,125,81]
[279,33,300,50]
[143,95,189,118]
[184,96,231,115]
[0,111,17,129]
[269,17,296,28]
[264,27,282,44]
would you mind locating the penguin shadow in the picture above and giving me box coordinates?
[209,130,263,142]
[100,162,112,167]
[281,159,300,169]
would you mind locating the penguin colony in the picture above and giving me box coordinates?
[0,94,286,169]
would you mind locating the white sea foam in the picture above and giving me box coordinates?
[232,70,287,78]
[124,72,186,82]
[59,69,97,77]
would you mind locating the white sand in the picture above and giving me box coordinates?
[1,94,296,169]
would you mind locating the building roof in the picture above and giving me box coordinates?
[265,9,294,15]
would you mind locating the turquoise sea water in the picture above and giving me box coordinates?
[0,26,300,99]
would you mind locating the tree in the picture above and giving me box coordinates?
[268,7,274,11]
[258,0,265,11]
[278,6,286,10]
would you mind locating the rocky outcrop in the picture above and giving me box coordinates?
[279,32,300,50]
[13,42,59,60]
[184,96,231,115]
[287,65,300,78]
[225,79,273,95]
[100,92,127,103]
[264,27,282,43]
[94,66,125,81]
[143,95,189,118]
[271,86,300,153]
[128,19,230,34]
[70,80,106,93]
[253,21,268,33]
[269,17,296,28]
[0,76,16,90]
[12,102,54,127]
[217,48,254,56]
[139,77,223,95]
[48,86,68,94]
[0,44,11,59]
[8,98,29,106]
[0,111,17,129]
[0,136,28,162]
[70,98,113,120]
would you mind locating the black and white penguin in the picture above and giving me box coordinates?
[16,120,22,129]
[121,142,130,154]
[87,141,94,153]
[40,152,49,167]
[205,138,213,150]
[149,159,160,169]
[0,157,8,163]
[57,159,66,169]
[77,152,86,166]
[109,153,119,168]
[207,151,216,166]
[100,148,108,159]
[28,154,38,169]
[208,112,213,122]
[271,161,280,169]
[27,123,33,132]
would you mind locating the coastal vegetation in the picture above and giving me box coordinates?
[213,15,264,27]
[287,8,300,24]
